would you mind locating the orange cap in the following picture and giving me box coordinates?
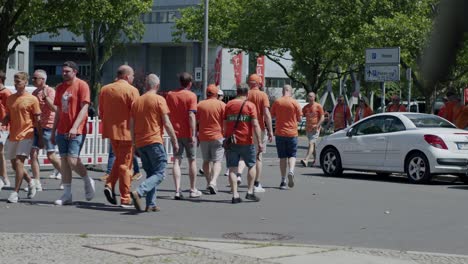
[206,84,219,97]
[248,74,262,84]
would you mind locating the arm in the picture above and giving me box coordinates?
[252,118,263,154]
[43,88,57,112]
[317,113,325,128]
[264,107,273,142]
[1,114,10,127]
[51,106,60,145]
[69,102,89,137]
[189,111,197,144]
[163,114,179,154]
[33,113,44,148]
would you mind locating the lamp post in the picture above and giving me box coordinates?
[202,0,209,99]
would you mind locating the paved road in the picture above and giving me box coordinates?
[1,137,468,256]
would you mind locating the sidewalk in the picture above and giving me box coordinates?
[1,233,467,264]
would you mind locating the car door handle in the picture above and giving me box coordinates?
[376,137,386,141]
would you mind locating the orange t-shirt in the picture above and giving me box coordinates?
[443,101,462,123]
[224,99,257,145]
[32,86,56,129]
[455,105,468,129]
[332,104,351,130]
[54,78,90,135]
[387,104,407,112]
[354,106,373,122]
[131,92,169,148]
[302,103,324,132]
[6,93,41,141]
[271,96,302,137]
[247,88,269,130]
[99,80,140,141]
[0,87,12,131]
[196,97,226,141]
[166,89,197,138]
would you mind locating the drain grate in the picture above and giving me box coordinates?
[84,243,181,258]
[223,232,293,241]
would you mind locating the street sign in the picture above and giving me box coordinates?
[194,67,202,82]
[365,48,400,64]
[365,64,400,82]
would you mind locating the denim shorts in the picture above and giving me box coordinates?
[225,144,256,169]
[32,128,57,152]
[275,136,298,158]
[56,133,85,158]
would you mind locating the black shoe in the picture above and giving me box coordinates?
[104,186,117,205]
[245,193,260,202]
[130,191,143,212]
[300,160,308,167]
[279,182,287,190]
[231,197,242,204]
[174,192,184,200]
[199,169,204,175]
[207,185,217,195]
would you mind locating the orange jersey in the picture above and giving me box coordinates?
[224,99,257,145]
[332,104,351,130]
[99,80,140,141]
[354,106,373,122]
[166,89,197,138]
[387,104,407,112]
[6,93,41,141]
[196,97,226,141]
[0,87,12,131]
[131,92,169,148]
[271,96,302,137]
[247,88,269,130]
[54,78,90,135]
[32,86,56,129]
[302,103,324,132]
[443,101,463,123]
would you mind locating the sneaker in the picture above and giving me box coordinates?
[279,181,288,190]
[174,192,184,200]
[231,197,242,204]
[120,203,134,209]
[36,180,43,192]
[207,184,217,195]
[300,159,308,167]
[83,176,95,201]
[59,184,64,190]
[245,193,260,202]
[54,193,73,206]
[224,170,229,176]
[55,172,62,180]
[7,192,18,203]
[189,189,202,198]
[104,186,117,205]
[49,172,57,179]
[0,180,4,192]
[199,169,204,176]
[130,191,143,212]
[237,176,242,186]
[99,174,109,182]
[131,173,142,181]
[145,206,161,212]
[27,181,37,199]
[254,184,266,193]
[2,177,10,187]
[288,172,295,188]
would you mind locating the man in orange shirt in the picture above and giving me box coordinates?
[166,72,201,199]
[440,91,462,123]
[301,92,324,167]
[247,74,273,193]
[130,74,179,212]
[271,85,302,190]
[224,83,263,203]
[354,96,373,122]
[386,95,407,112]
[329,95,351,132]
[2,72,42,203]
[197,84,226,194]
[0,70,12,191]
[29,69,62,192]
[52,61,95,206]
[99,65,140,206]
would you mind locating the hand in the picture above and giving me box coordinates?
[189,135,197,146]
[172,141,179,154]
[257,144,264,154]
[68,128,78,139]
[267,132,273,143]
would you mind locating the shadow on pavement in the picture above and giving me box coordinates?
[447,186,468,191]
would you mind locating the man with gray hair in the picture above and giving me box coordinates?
[271,85,302,189]
[30,69,62,192]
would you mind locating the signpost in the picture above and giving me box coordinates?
[365,47,401,113]
[194,67,202,82]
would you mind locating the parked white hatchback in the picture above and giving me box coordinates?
[317,113,468,184]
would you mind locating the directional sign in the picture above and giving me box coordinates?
[194,67,202,82]
[365,48,400,64]
[365,64,400,82]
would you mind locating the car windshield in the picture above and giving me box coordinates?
[404,114,455,128]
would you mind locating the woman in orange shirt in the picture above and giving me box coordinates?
[354,96,373,123]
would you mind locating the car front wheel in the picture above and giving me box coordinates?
[320,148,343,177]
[406,152,431,184]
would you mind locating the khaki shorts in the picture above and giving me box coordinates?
[253,130,268,154]
[174,138,197,160]
[5,138,34,160]
[200,139,224,162]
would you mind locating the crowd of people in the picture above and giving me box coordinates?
[1,60,467,212]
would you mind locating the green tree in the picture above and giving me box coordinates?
[68,0,152,102]
[0,0,75,72]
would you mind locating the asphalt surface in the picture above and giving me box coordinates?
[1,137,468,256]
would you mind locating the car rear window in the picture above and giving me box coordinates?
[404,114,455,128]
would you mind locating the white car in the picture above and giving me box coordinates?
[317,113,468,184]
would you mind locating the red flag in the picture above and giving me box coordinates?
[232,53,243,85]
[256,56,265,86]
[214,48,222,86]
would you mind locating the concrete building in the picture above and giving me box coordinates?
[4,37,29,86]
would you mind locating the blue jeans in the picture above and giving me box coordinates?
[106,141,140,174]
[136,143,167,207]
[56,134,85,158]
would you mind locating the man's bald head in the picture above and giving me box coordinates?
[283,84,293,96]
[117,65,135,84]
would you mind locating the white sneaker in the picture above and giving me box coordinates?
[59,184,64,190]
[7,192,18,203]
[84,176,95,201]
[254,184,266,193]
[27,181,37,199]
[35,179,43,191]
[224,170,229,176]
[3,177,10,187]
[0,180,4,192]
[54,193,72,206]
[55,172,62,180]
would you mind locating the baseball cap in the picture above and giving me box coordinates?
[206,84,219,96]
[248,74,262,84]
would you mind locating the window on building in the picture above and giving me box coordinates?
[141,10,181,24]
[8,52,16,69]
[18,51,25,71]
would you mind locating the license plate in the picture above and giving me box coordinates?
[457,143,468,150]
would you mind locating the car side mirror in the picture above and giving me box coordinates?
[346,128,353,137]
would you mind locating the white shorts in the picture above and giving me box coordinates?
[5,138,34,160]
[0,131,8,145]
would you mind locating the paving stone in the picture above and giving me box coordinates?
[225,246,326,259]
[84,242,180,258]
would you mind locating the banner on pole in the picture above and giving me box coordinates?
[231,52,243,85]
